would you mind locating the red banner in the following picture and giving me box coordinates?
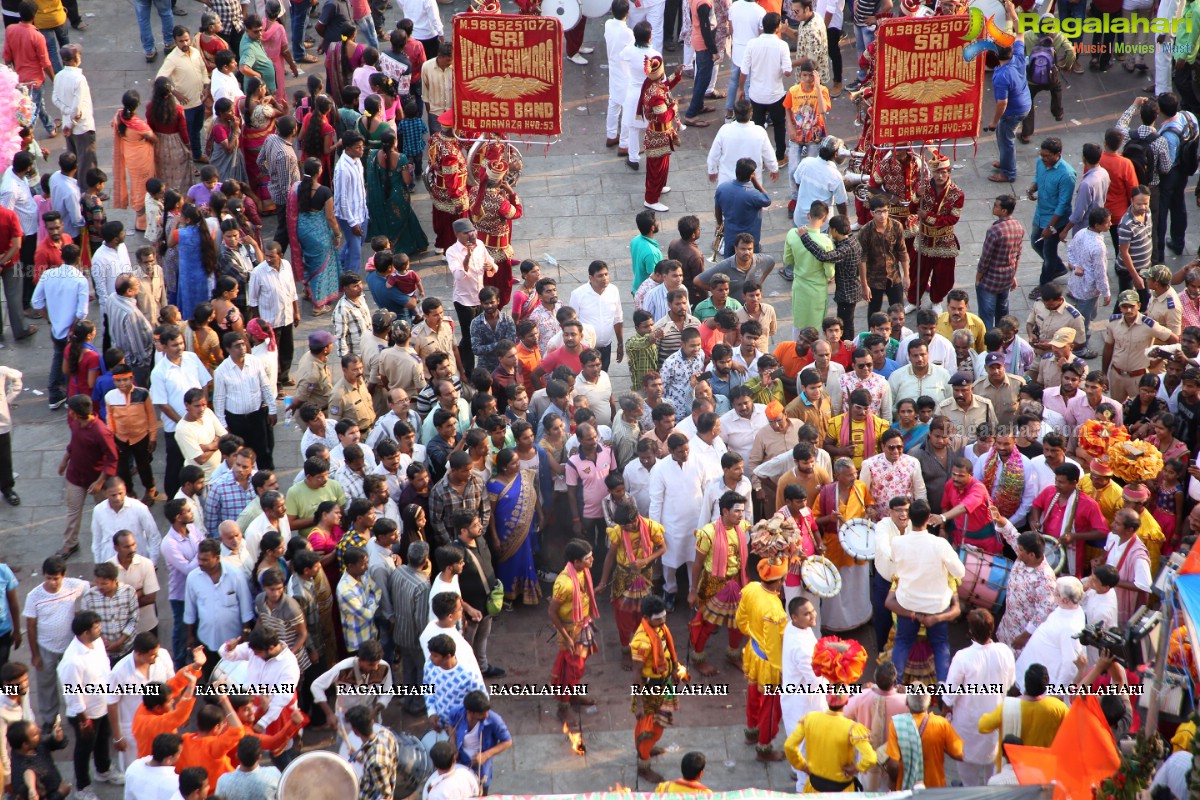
[872,16,984,145]
[452,14,563,136]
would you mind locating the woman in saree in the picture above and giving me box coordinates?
[487,449,542,607]
[325,23,365,108]
[209,97,248,184]
[238,77,283,211]
[894,398,929,454]
[365,131,429,255]
[146,76,193,196]
[356,94,395,153]
[172,203,219,319]
[185,301,223,373]
[399,503,428,559]
[111,90,158,233]
[287,157,343,314]
[262,1,300,110]
[299,95,336,188]
[308,500,344,586]
[198,12,229,72]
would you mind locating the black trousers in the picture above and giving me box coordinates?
[867,281,904,317]
[1150,182,1164,263]
[0,431,11,493]
[274,322,296,382]
[663,0,682,44]
[117,435,156,495]
[835,301,858,341]
[226,406,274,469]
[1159,165,1189,253]
[597,343,612,371]
[825,27,843,83]
[420,36,439,59]
[751,99,788,160]
[273,207,290,254]
[163,431,183,499]
[68,714,111,789]
[453,301,481,374]
[19,233,35,309]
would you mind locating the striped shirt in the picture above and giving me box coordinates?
[80,585,139,657]
[257,134,299,209]
[420,60,454,116]
[332,153,368,227]
[204,473,257,531]
[213,355,277,423]
[1117,209,1153,275]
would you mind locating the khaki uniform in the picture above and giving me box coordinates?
[935,394,998,444]
[292,351,333,411]
[361,335,390,416]
[412,319,458,377]
[972,373,1025,427]
[1033,353,1086,392]
[1147,287,1183,337]
[1026,301,1086,346]
[377,346,427,400]
[329,377,376,432]
[1104,314,1174,402]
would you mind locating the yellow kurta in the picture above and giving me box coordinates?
[735,581,786,686]
[977,697,1069,749]
[826,414,891,468]
[695,521,750,578]
[552,570,592,623]
[811,481,873,568]
[1079,475,1124,527]
[1172,720,1195,752]
[629,624,675,681]
[653,781,712,794]
[784,710,877,790]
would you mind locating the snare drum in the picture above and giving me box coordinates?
[1043,535,1066,575]
[957,546,1013,614]
[800,556,843,599]
[278,752,359,800]
[838,518,876,560]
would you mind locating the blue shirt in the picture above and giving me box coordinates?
[365,270,414,320]
[446,707,512,787]
[1033,157,1078,229]
[0,563,16,636]
[182,564,255,651]
[715,180,771,243]
[992,39,1031,118]
[31,264,90,340]
[92,370,116,422]
[876,357,899,379]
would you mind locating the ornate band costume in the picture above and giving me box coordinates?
[868,151,923,268]
[638,56,682,206]
[469,154,523,307]
[427,126,469,250]
[908,150,964,306]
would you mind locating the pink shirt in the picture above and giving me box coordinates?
[942,478,996,552]
[1063,392,1123,430]
[1032,486,1108,576]
[564,445,617,519]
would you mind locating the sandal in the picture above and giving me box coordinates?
[699,104,716,113]
[705,90,727,99]
[682,117,711,127]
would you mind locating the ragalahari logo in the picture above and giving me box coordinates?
[962,6,1016,62]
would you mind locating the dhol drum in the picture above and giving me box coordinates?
[1043,535,1067,575]
[278,752,359,800]
[393,731,435,798]
[957,546,1014,614]
[838,518,876,561]
[541,0,581,31]
[210,658,247,689]
[800,556,843,599]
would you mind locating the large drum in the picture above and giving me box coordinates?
[393,731,435,798]
[800,556,843,599]
[958,546,1013,614]
[278,752,359,800]
[1043,535,1066,575]
[838,518,876,560]
[210,657,247,689]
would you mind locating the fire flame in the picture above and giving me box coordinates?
[562,722,586,755]
[607,785,632,794]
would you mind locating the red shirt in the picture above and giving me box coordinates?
[0,206,22,270]
[34,234,72,282]
[830,341,856,369]
[539,346,583,376]
[1,22,51,85]
[1098,151,1138,222]
[942,478,995,553]
[404,39,426,79]
[65,415,119,488]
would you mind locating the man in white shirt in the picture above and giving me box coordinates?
[895,309,955,369]
[333,132,369,272]
[243,492,292,563]
[57,610,122,790]
[217,626,301,735]
[0,152,38,334]
[51,45,98,185]
[124,732,187,800]
[739,13,792,167]
[649,433,709,611]
[310,640,394,738]
[31,244,90,409]
[888,339,952,410]
[718,390,768,464]
[888,498,965,683]
[210,50,246,105]
[789,138,849,229]
[604,3,636,153]
[219,520,256,578]
[707,100,778,185]
[423,740,481,800]
[107,632,179,762]
[90,222,134,347]
[569,262,624,370]
[943,609,1016,786]
[213,332,277,470]
[1012,576,1087,696]
[618,25,660,168]
[445,219,497,374]
[1150,749,1192,799]
[91,476,161,564]
[725,0,766,117]
[150,328,212,497]
[174,389,227,480]
[248,242,300,387]
[110,531,160,634]
[1102,508,1153,625]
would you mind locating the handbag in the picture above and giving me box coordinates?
[463,544,505,616]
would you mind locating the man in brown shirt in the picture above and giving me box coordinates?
[103,365,159,504]
[668,214,709,308]
[857,196,910,315]
[774,442,832,510]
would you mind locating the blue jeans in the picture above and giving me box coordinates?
[975,286,1010,330]
[724,61,742,113]
[49,335,67,403]
[686,50,714,119]
[893,616,951,682]
[853,24,876,81]
[871,570,893,654]
[134,0,174,54]
[290,1,308,59]
[184,104,204,160]
[338,218,364,271]
[996,113,1024,180]
[30,84,54,136]
[41,25,69,73]
[169,599,187,666]
[1032,225,1066,285]
[354,15,378,48]
[1057,0,1087,40]
[1069,292,1098,341]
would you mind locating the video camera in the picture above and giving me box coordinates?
[1074,607,1162,670]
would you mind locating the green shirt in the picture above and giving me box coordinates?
[285,480,348,537]
[630,235,663,293]
[625,333,659,389]
[693,296,744,322]
[240,37,277,93]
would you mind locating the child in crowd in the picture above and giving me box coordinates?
[353,48,382,108]
[398,98,427,177]
[82,168,108,255]
[624,309,659,391]
[34,174,52,240]
[602,472,627,528]
[490,340,522,413]
[364,235,391,272]
[188,165,221,210]
[388,252,424,297]
[1154,458,1186,553]
[144,178,165,243]
[19,126,48,190]
[294,74,324,127]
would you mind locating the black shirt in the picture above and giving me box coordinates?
[447,538,497,619]
[11,736,69,800]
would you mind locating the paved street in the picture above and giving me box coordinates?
[0,2,1192,793]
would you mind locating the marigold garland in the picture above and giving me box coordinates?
[1107,440,1164,484]
[1095,734,1162,800]
[1078,419,1129,459]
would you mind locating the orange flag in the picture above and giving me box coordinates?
[1006,695,1122,799]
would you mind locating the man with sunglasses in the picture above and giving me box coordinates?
[858,428,924,523]
[838,348,892,422]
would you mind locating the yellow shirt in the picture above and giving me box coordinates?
[1137,508,1165,545]
[936,312,987,352]
[1079,475,1124,528]
[784,710,877,784]
[695,521,750,578]
[552,570,591,624]
[885,712,964,789]
[826,414,890,468]
[653,781,712,794]
[735,581,786,686]
[629,623,674,680]
[978,697,1069,749]
[606,519,666,568]
[1171,720,1195,752]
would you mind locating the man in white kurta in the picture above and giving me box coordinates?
[1013,577,1087,696]
[780,596,826,790]
[108,642,177,768]
[649,435,708,610]
[698,465,755,530]
[943,610,1016,786]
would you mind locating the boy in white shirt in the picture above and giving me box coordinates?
[1082,564,1119,663]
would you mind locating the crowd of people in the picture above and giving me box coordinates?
[5,0,1200,795]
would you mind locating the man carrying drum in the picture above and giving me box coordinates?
[932,457,1000,554]
[1027,462,1109,577]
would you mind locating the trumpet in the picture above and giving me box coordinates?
[848,86,869,102]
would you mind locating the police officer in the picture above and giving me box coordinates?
[330,352,377,433]
[1026,283,1086,357]
[1103,290,1178,402]
[292,331,336,412]
[1143,264,1182,338]
[973,352,1025,426]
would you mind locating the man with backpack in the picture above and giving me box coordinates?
[1019,30,1073,145]
[1154,93,1199,257]
[1117,97,1173,262]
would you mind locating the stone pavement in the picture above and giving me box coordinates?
[0,2,1191,793]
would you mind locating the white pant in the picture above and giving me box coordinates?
[628,1,666,52]
[664,562,693,593]
[1156,39,1173,95]
[958,761,996,787]
[607,95,628,145]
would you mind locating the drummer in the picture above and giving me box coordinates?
[858,428,926,521]
[687,491,751,676]
[990,507,1059,650]
[932,458,1002,555]
[1028,463,1109,577]
[888,499,966,683]
[309,640,394,756]
[812,458,874,633]
[773,483,823,618]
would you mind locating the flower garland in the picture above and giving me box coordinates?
[1078,419,1129,459]
[0,65,29,174]
[811,636,867,685]
[1108,440,1165,484]
[1095,734,1163,800]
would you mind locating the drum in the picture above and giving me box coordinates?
[581,0,610,17]
[838,518,876,560]
[957,546,1013,614]
[278,752,359,800]
[800,556,842,599]
[1043,535,1066,575]
[393,731,435,798]
[542,0,581,31]
[210,658,247,689]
